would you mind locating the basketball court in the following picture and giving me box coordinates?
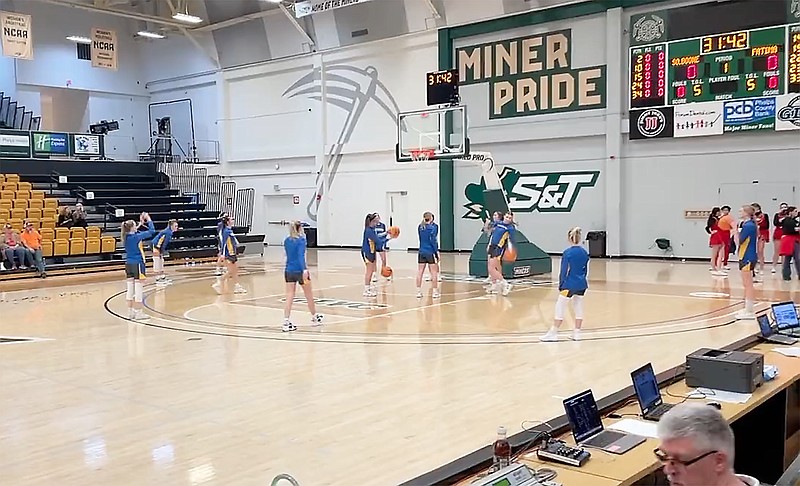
[0,249,786,485]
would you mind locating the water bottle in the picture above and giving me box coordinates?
[492,426,511,472]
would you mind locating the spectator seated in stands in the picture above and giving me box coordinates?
[656,402,761,486]
[20,220,46,278]
[72,203,88,228]
[1,223,27,271]
[57,206,73,228]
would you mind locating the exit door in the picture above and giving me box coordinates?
[263,194,295,246]
[386,191,409,250]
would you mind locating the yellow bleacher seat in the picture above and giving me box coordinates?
[17,182,31,192]
[27,208,42,220]
[11,208,26,220]
[13,199,28,209]
[41,240,53,258]
[54,239,69,256]
[2,183,17,191]
[42,208,56,219]
[5,174,20,183]
[28,199,43,210]
[40,218,56,230]
[29,220,41,230]
[30,190,44,200]
[55,227,70,240]
[44,199,57,210]
[0,209,8,221]
[69,238,85,255]
[8,219,22,231]
[0,200,10,211]
[101,236,116,253]
[40,228,54,241]
[71,227,86,239]
[86,226,101,239]
[85,237,100,254]
[0,174,6,182]
[15,190,29,200]
[1,191,14,201]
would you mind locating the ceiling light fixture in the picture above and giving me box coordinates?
[137,31,166,39]
[172,12,203,24]
[66,35,92,44]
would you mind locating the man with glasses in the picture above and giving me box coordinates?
[655,402,759,485]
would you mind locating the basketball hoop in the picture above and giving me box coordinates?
[410,148,435,161]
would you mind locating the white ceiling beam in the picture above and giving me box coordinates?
[192,8,283,33]
[422,0,441,19]
[278,3,315,47]
[164,0,220,69]
[31,0,193,29]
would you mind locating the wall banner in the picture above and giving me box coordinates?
[0,11,32,60]
[91,27,117,70]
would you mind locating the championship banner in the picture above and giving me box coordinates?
[0,11,32,60]
[294,0,371,18]
[91,27,117,70]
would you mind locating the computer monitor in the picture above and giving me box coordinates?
[771,302,799,330]
[631,363,662,413]
[757,314,775,337]
[563,390,603,443]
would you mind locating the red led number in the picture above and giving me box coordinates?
[767,54,779,71]
[768,76,779,89]
[677,85,686,98]
[687,64,698,80]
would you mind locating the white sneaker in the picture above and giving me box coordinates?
[311,314,324,326]
[416,290,423,299]
[711,270,728,277]
[735,310,756,320]
[772,268,777,274]
[363,288,377,297]
[571,329,582,341]
[156,279,168,288]
[437,275,442,282]
[133,310,150,321]
[234,284,247,294]
[723,266,731,271]
[282,322,297,332]
[432,289,440,299]
[214,268,223,276]
[212,281,222,294]
[127,309,136,319]
[502,283,512,296]
[371,274,378,283]
[486,285,498,294]
[424,275,431,282]
[540,329,559,342]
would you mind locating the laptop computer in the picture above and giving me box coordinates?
[631,363,675,421]
[563,390,646,454]
[772,301,799,334]
[757,313,798,345]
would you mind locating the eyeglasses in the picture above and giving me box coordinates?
[654,448,717,467]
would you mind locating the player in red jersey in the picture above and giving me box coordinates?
[772,202,789,274]
[706,207,725,276]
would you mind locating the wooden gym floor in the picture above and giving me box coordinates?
[0,248,796,485]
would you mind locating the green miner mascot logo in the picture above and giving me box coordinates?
[463,168,599,220]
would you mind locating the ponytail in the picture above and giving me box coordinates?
[568,226,582,245]
[120,220,136,241]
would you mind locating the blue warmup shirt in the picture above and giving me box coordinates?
[418,223,439,256]
[375,222,388,251]
[489,223,515,247]
[125,220,156,264]
[221,226,238,257]
[739,219,758,264]
[284,236,307,273]
[217,222,225,248]
[362,227,378,254]
[152,227,174,251]
[559,245,589,292]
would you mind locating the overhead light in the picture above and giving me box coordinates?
[263,0,283,3]
[137,31,165,39]
[66,35,91,44]
[172,12,203,24]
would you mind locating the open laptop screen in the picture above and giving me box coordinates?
[757,314,774,337]
[632,363,661,412]
[563,390,603,443]
[772,302,799,330]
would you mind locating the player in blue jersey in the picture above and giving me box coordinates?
[362,213,380,297]
[541,227,590,342]
[372,214,391,282]
[282,220,323,332]
[213,215,246,295]
[736,205,758,320]
[415,212,440,299]
[214,212,228,277]
[152,219,178,287]
[487,212,516,296]
[483,212,502,283]
[122,212,156,320]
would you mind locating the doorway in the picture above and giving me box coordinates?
[263,195,296,246]
[385,191,409,250]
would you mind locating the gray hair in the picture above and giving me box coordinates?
[657,402,735,466]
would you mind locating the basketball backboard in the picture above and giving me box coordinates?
[395,105,468,162]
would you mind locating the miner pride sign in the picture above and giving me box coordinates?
[456,29,607,119]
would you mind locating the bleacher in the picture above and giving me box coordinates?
[0,92,41,131]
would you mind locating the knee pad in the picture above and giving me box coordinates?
[554,294,570,320]
[153,256,163,273]
[126,280,134,301]
[134,281,144,303]
[572,295,585,319]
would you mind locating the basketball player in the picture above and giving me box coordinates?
[214,212,228,277]
[282,220,323,332]
[753,203,769,273]
[735,205,758,320]
[718,205,735,271]
[372,214,391,282]
[424,213,442,283]
[152,219,178,287]
[706,207,724,275]
[780,206,800,281]
[416,212,440,299]
[122,212,156,320]
[487,212,516,296]
[772,202,789,273]
[483,212,502,283]
[213,215,246,295]
[362,213,380,297]
[541,227,589,342]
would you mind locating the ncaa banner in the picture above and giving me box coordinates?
[294,0,372,18]
[0,11,32,60]
[91,27,117,70]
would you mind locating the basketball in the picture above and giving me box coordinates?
[503,246,517,262]
[388,226,400,238]
[381,266,393,278]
